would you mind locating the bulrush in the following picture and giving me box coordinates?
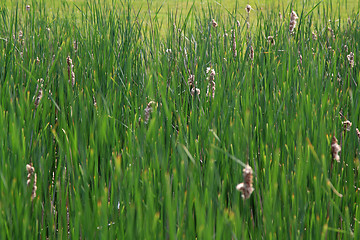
[231,30,237,57]
[356,128,360,139]
[206,67,216,99]
[289,11,299,33]
[188,74,200,96]
[211,19,218,28]
[342,120,352,131]
[73,40,78,52]
[347,52,354,68]
[34,78,44,109]
[331,136,341,163]
[267,36,275,45]
[144,101,156,124]
[236,164,254,199]
[66,56,75,87]
[327,27,335,40]
[26,5,30,11]
[249,45,254,61]
[18,30,23,39]
[245,4,253,14]
[93,95,97,108]
[191,87,200,96]
[312,31,317,40]
[26,164,37,201]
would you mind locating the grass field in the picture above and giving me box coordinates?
[1,0,360,239]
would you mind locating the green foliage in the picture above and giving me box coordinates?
[0,0,359,239]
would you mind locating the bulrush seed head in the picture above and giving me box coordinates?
[211,19,218,28]
[144,101,156,124]
[267,36,275,45]
[312,31,317,40]
[245,5,253,14]
[26,164,37,201]
[342,120,352,131]
[249,45,254,61]
[347,52,354,68]
[73,40,78,52]
[66,56,75,87]
[232,30,237,57]
[331,136,341,162]
[206,67,216,99]
[188,74,195,87]
[356,128,360,139]
[236,164,254,199]
[289,11,299,33]
[191,87,200,96]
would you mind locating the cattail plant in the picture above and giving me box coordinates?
[206,67,216,99]
[347,52,354,68]
[331,135,341,162]
[66,56,75,87]
[289,11,299,34]
[342,120,352,131]
[26,164,37,201]
[236,164,254,199]
[231,29,237,57]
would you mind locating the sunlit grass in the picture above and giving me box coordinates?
[0,0,360,239]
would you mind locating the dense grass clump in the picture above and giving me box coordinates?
[0,0,360,239]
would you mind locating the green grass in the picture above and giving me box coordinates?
[0,0,360,239]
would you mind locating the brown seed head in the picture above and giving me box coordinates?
[331,136,341,162]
